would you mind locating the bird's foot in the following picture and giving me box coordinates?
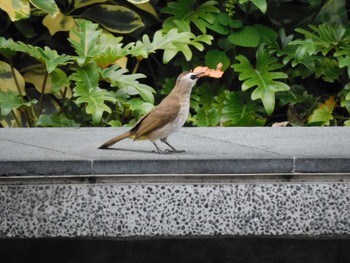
[152,149,185,154]
[152,142,185,154]
[164,149,185,154]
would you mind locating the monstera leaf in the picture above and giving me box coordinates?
[131,28,212,63]
[93,33,131,68]
[72,64,116,125]
[291,24,347,56]
[69,19,102,66]
[0,90,35,116]
[161,0,220,34]
[190,107,220,127]
[221,91,266,126]
[102,65,155,104]
[36,114,80,127]
[0,37,72,73]
[233,49,290,115]
[69,19,132,67]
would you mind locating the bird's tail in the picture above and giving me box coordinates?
[98,131,132,149]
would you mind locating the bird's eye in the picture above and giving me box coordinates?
[190,74,196,80]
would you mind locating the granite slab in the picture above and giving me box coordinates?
[0,127,349,175]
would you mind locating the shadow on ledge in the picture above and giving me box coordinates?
[1,236,349,263]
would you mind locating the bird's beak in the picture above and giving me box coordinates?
[195,72,206,78]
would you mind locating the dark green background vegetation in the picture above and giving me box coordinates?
[0,0,349,127]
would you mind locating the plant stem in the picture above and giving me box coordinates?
[10,110,22,127]
[132,58,143,74]
[9,61,24,97]
[37,71,49,116]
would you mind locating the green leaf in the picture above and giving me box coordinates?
[278,85,315,107]
[315,0,348,24]
[42,47,72,73]
[221,91,265,126]
[69,19,132,68]
[93,33,131,68]
[205,50,230,71]
[308,107,333,126]
[35,114,80,127]
[102,65,155,104]
[0,90,35,116]
[15,19,35,38]
[30,0,59,17]
[73,0,107,9]
[308,97,336,126]
[82,4,144,33]
[72,64,116,125]
[2,38,72,73]
[205,13,231,35]
[250,0,267,13]
[232,49,289,115]
[131,28,212,63]
[314,57,341,82]
[108,120,122,127]
[0,37,16,57]
[191,107,220,127]
[217,13,230,26]
[229,20,242,29]
[228,26,260,47]
[127,98,154,115]
[189,84,226,127]
[291,24,348,56]
[69,18,102,66]
[254,24,278,44]
[161,0,219,34]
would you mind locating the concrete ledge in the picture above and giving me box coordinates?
[0,127,349,238]
[1,127,350,175]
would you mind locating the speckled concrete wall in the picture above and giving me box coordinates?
[1,182,349,238]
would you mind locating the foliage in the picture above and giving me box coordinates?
[0,0,149,34]
[0,14,211,127]
[232,48,289,115]
[0,0,350,128]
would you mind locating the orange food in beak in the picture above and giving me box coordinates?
[193,63,224,78]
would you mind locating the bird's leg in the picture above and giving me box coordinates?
[160,138,185,153]
[152,142,165,154]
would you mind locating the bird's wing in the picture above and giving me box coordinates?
[132,96,180,140]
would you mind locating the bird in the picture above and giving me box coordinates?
[98,71,204,153]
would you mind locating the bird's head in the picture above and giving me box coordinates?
[176,71,205,88]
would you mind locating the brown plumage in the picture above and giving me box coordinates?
[98,71,203,153]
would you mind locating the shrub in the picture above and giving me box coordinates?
[0,0,349,127]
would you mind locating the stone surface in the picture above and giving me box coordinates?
[1,127,349,239]
[1,181,349,238]
[1,127,350,175]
